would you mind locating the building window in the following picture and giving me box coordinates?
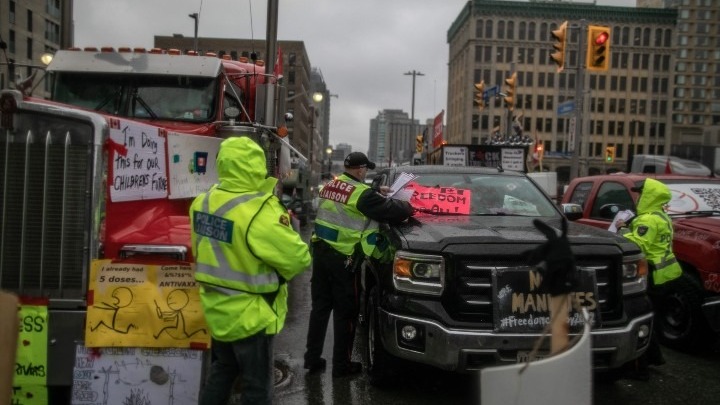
[476,20,484,38]
[27,10,32,31]
[26,38,32,59]
[288,52,296,66]
[45,20,60,43]
[288,70,295,84]
[9,30,15,53]
[485,20,493,38]
[519,22,526,40]
[47,0,61,18]
[528,22,536,41]
[9,1,15,24]
[507,21,514,40]
[497,21,505,39]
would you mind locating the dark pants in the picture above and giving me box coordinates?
[200,333,274,405]
[305,241,360,372]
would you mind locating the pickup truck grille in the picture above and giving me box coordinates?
[0,109,96,300]
[450,257,621,326]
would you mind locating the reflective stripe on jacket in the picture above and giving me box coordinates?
[312,174,379,256]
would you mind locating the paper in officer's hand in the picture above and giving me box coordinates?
[608,209,635,233]
[388,172,418,199]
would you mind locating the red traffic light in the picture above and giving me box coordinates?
[594,31,609,46]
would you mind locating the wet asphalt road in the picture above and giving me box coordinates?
[267,222,720,405]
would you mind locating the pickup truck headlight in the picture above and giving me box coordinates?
[622,254,648,296]
[393,251,444,296]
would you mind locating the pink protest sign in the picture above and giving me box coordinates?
[407,183,471,215]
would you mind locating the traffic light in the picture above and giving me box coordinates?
[587,25,611,72]
[503,72,517,111]
[550,21,568,72]
[474,80,485,111]
[416,135,423,153]
[605,146,615,163]
[535,143,544,161]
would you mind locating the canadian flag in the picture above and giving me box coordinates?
[665,158,672,174]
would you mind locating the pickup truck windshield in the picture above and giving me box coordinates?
[400,173,558,217]
[52,72,218,122]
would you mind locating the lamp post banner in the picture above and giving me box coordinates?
[433,110,445,149]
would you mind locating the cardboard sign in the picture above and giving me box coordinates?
[167,132,222,199]
[13,297,49,405]
[108,118,168,202]
[72,345,202,405]
[85,260,210,348]
[407,183,471,215]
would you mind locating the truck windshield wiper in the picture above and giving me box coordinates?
[94,87,123,112]
[132,91,158,119]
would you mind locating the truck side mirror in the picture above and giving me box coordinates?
[561,203,583,221]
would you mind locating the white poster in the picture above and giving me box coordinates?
[501,148,525,171]
[167,133,222,199]
[443,146,467,166]
[108,118,168,202]
[71,345,203,405]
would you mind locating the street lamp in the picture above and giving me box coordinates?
[403,70,424,166]
[188,13,199,53]
[325,147,333,180]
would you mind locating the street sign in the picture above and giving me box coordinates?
[484,85,499,98]
[568,116,577,152]
[557,100,575,116]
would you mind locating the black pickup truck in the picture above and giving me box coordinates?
[359,165,653,385]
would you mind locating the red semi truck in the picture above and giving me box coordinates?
[0,47,293,399]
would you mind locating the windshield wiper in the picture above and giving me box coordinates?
[132,90,158,119]
[94,87,123,112]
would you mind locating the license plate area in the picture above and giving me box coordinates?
[516,350,549,363]
[494,267,598,333]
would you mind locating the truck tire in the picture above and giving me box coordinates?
[654,272,712,352]
[363,287,396,387]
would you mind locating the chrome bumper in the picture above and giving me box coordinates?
[379,309,653,372]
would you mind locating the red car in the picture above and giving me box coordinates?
[561,173,720,351]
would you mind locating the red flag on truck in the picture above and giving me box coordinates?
[273,47,283,79]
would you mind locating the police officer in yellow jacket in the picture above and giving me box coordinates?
[191,137,310,404]
[618,177,682,379]
[304,152,414,378]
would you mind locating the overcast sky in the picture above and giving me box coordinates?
[74,0,629,154]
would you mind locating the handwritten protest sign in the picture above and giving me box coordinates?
[13,297,49,405]
[406,183,471,215]
[108,118,168,202]
[85,260,209,348]
[167,132,222,199]
[72,345,202,405]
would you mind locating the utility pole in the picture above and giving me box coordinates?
[405,70,424,163]
[570,20,588,181]
[188,13,199,53]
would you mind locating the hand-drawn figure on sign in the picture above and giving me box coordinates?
[153,289,207,339]
[90,287,137,334]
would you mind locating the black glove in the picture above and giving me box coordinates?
[525,217,577,296]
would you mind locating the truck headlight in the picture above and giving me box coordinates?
[622,254,648,296]
[393,251,444,296]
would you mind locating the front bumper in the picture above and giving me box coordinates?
[378,308,653,372]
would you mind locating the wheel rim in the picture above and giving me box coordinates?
[660,292,692,339]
